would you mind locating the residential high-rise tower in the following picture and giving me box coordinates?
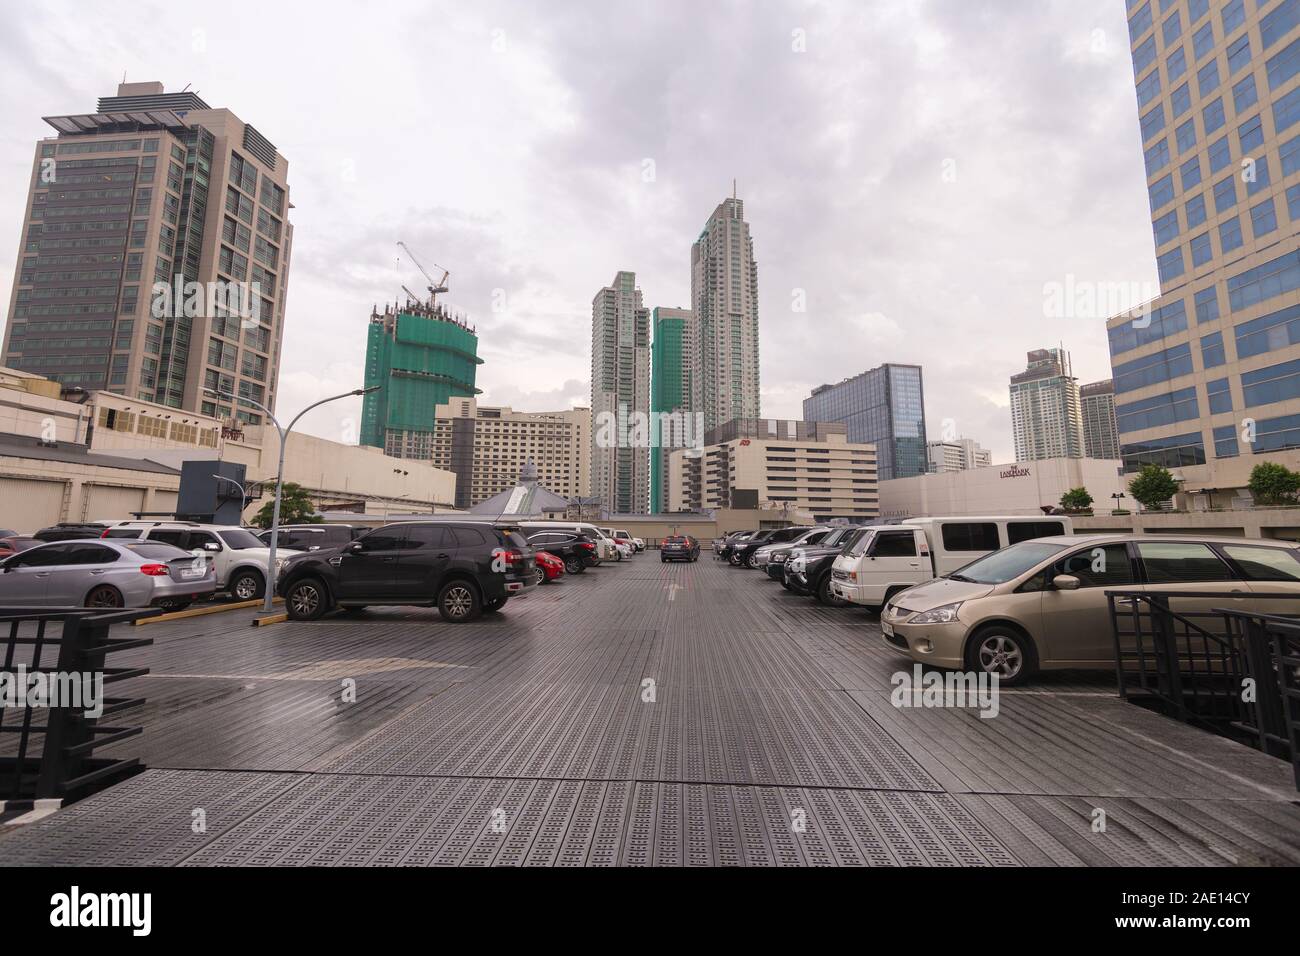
[590,271,650,514]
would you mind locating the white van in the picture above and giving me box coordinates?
[518,520,617,561]
[829,516,1074,612]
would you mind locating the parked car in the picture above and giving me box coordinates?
[880,533,1300,686]
[33,521,115,542]
[524,530,597,574]
[734,527,812,569]
[100,521,300,600]
[755,527,835,576]
[721,530,764,564]
[0,536,41,558]
[660,534,700,562]
[278,520,536,622]
[0,539,216,610]
[616,531,645,552]
[785,525,864,604]
[830,516,1074,613]
[601,528,638,555]
[519,521,615,561]
[715,530,754,562]
[533,550,565,584]
[256,523,361,552]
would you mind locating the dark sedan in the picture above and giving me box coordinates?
[660,535,700,562]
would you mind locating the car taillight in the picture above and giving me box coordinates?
[100,528,110,538]
[501,549,525,566]
[578,542,595,550]
[139,563,170,576]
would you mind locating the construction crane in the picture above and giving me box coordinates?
[396,241,449,307]
[400,284,424,306]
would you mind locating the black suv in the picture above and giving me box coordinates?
[278,520,536,622]
[785,525,862,604]
[660,535,700,562]
[524,531,598,574]
[258,523,361,551]
[34,522,110,542]
[733,527,810,568]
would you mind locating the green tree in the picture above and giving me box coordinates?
[1247,461,1300,506]
[252,482,322,528]
[1059,486,1093,512]
[1127,464,1179,512]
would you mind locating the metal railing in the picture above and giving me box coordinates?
[1106,590,1300,789]
[0,606,156,803]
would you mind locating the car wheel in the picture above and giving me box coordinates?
[728,552,741,566]
[965,626,1037,687]
[484,596,507,613]
[438,579,481,623]
[661,556,667,562]
[564,556,583,575]
[815,573,846,607]
[746,554,758,569]
[286,579,329,621]
[533,566,546,586]
[85,585,124,609]
[230,569,265,601]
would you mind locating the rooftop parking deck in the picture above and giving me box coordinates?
[2,556,1299,866]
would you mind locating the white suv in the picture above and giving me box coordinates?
[101,521,300,600]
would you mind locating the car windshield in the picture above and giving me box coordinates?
[218,528,266,550]
[821,527,853,548]
[845,529,875,557]
[947,541,1067,584]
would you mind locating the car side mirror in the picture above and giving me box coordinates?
[204,542,220,551]
[1052,574,1081,591]
[345,540,363,553]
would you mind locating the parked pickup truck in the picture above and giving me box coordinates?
[829,516,1074,613]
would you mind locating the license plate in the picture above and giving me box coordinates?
[881,620,894,637]
[180,567,203,578]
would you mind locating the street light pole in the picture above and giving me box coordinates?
[206,384,379,612]
[212,473,248,519]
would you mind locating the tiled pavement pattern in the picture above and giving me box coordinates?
[2,558,1298,866]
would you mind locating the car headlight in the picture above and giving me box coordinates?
[773,553,787,562]
[276,557,290,572]
[906,602,963,625]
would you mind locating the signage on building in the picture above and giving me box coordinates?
[999,466,1031,479]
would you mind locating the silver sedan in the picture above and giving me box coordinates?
[0,539,217,610]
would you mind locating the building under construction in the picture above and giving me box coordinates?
[359,299,482,459]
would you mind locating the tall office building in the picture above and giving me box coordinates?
[430,397,590,509]
[1110,0,1300,506]
[666,418,878,523]
[1009,348,1085,461]
[803,363,927,481]
[590,271,650,514]
[1080,379,1121,460]
[926,437,992,473]
[691,195,760,432]
[2,82,292,424]
[649,306,695,513]
[360,300,481,459]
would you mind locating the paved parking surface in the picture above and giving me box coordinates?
[3,556,1299,866]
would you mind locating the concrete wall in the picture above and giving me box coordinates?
[1074,509,1300,542]
[0,454,179,533]
[878,456,1126,518]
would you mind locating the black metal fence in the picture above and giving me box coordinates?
[1106,590,1300,789]
[0,606,155,804]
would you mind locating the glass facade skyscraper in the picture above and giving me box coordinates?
[802,363,927,481]
[1111,0,1300,506]
[649,306,694,513]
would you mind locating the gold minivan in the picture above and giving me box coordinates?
[880,533,1300,685]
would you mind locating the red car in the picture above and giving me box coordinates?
[533,550,565,585]
[0,536,40,558]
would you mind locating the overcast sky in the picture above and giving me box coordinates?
[0,0,1156,463]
